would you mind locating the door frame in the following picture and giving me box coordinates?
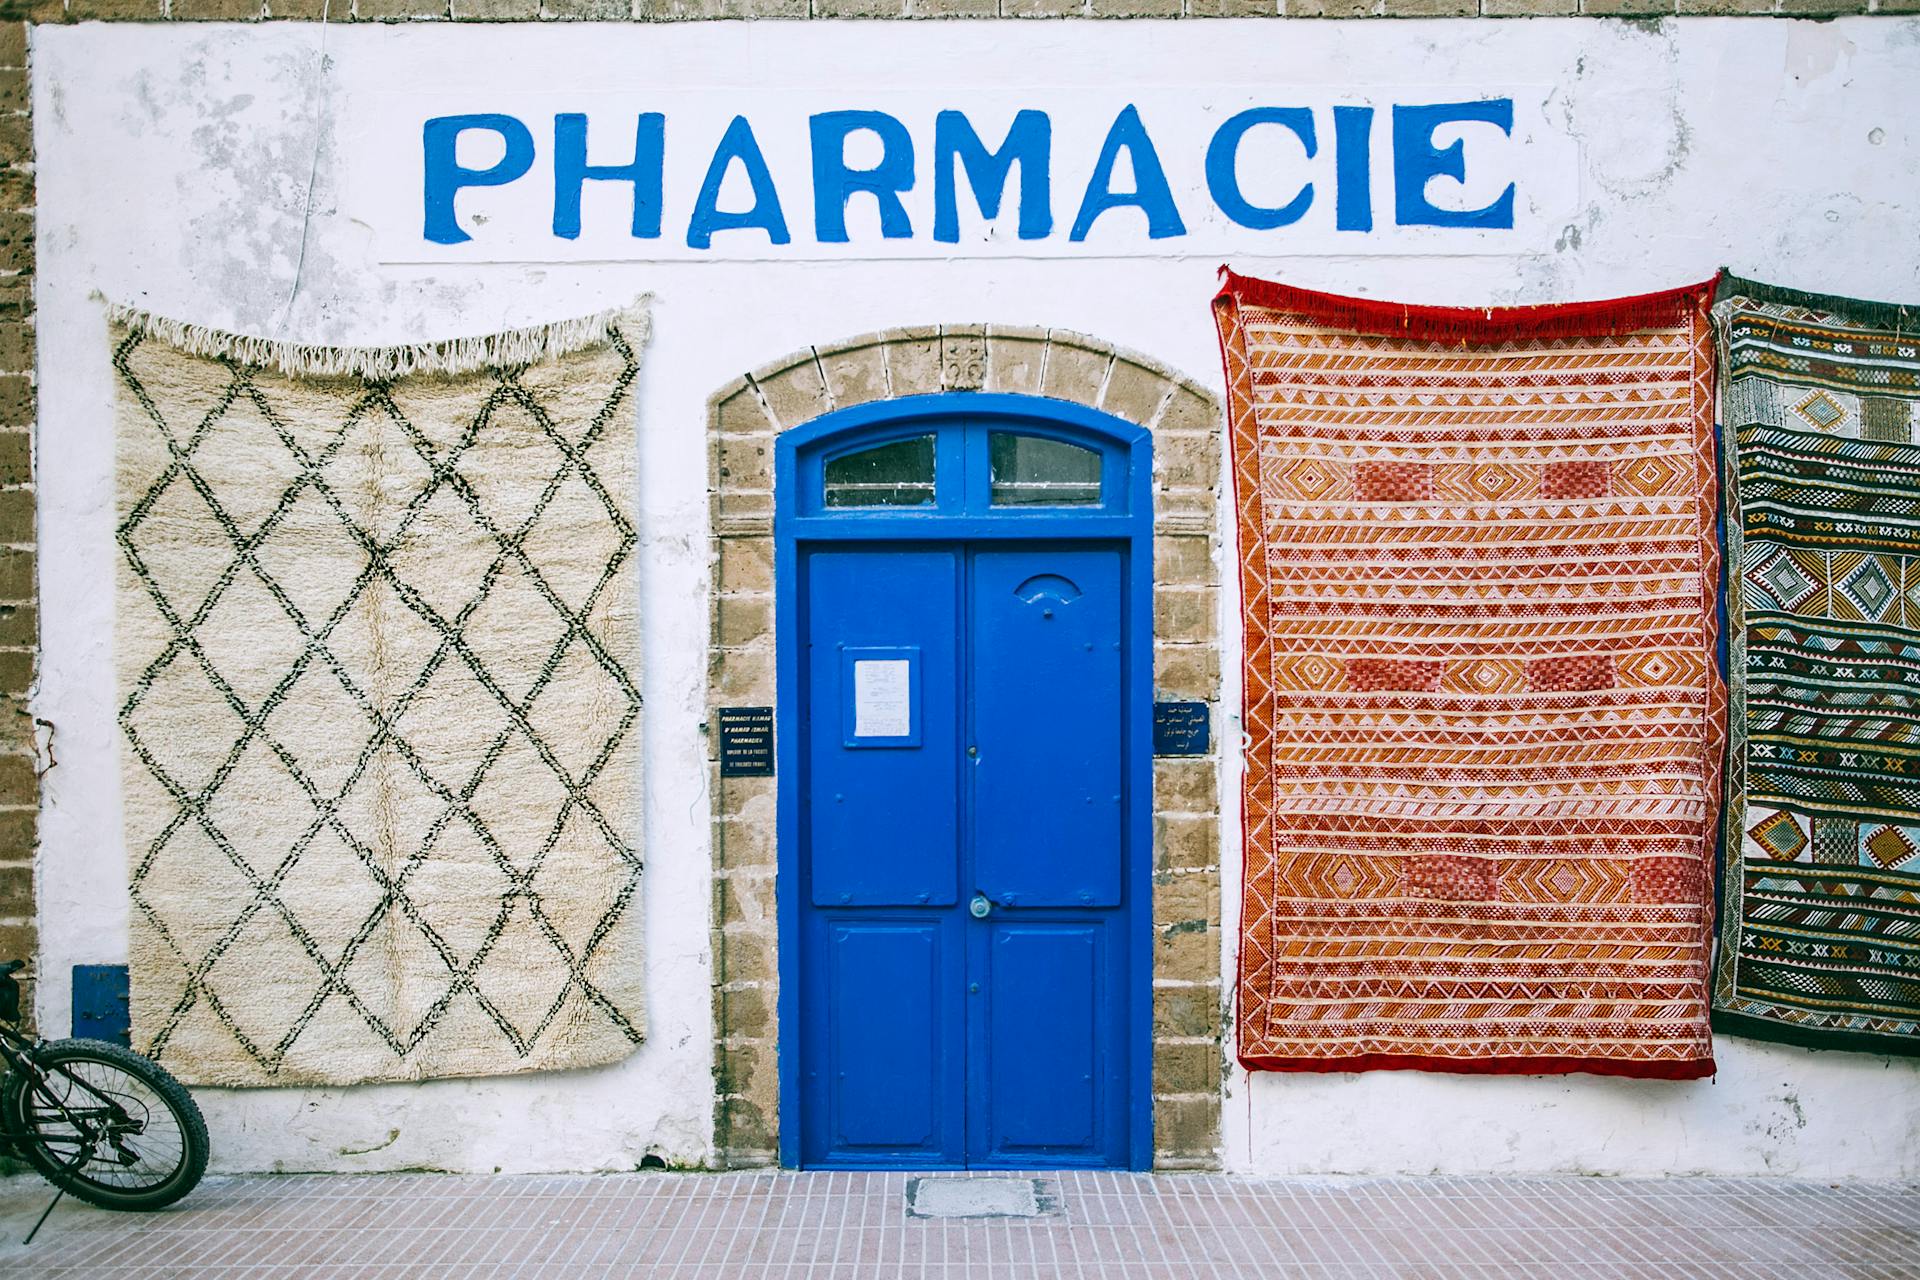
[773,392,1156,1170]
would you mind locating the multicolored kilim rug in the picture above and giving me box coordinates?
[1214,272,1725,1077]
[1712,276,1920,1058]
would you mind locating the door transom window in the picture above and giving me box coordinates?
[799,415,1130,518]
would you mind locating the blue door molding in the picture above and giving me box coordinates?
[775,393,1155,1170]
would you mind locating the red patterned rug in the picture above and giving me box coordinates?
[1213,272,1724,1077]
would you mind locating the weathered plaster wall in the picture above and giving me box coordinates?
[29,19,1920,1175]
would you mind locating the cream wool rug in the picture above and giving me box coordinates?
[112,303,649,1086]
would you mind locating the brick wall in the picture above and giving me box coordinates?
[0,20,32,1031]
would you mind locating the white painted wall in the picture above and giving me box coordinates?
[29,18,1920,1176]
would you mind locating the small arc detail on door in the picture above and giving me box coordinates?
[1012,573,1082,606]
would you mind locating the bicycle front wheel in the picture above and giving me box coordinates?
[2,1037,209,1210]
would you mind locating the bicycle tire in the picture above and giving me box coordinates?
[1,1037,209,1210]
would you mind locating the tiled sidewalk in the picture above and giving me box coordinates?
[0,1170,1915,1279]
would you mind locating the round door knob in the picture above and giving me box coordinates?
[969,894,993,919]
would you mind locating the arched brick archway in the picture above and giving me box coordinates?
[705,325,1224,1169]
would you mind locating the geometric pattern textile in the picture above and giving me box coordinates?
[112,304,648,1085]
[1214,272,1724,1077]
[1711,275,1920,1058]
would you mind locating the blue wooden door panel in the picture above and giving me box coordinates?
[806,548,960,908]
[827,921,950,1153]
[971,548,1123,908]
[800,912,965,1165]
[975,922,1109,1160]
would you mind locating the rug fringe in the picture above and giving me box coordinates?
[1716,272,1919,336]
[1215,269,1719,344]
[102,297,652,380]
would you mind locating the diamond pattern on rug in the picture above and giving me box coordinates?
[1745,550,1818,613]
[1865,825,1919,871]
[1749,811,1810,862]
[1840,558,1897,620]
[114,311,648,1086]
[1794,390,1847,431]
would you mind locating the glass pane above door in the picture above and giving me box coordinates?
[988,433,1102,507]
[823,435,937,507]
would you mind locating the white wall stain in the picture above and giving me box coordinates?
[1565,22,1693,201]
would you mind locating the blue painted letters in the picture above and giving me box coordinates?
[553,113,664,240]
[933,110,1052,243]
[1205,107,1315,231]
[1391,99,1516,229]
[1333,106,1375,233]
[1070,105,1186,242]
[812,111,916,243]
[417,98,1525,249]
[688,115,791,250]
[423,114,536,245]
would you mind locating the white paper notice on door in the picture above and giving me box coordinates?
[853,659,912,738]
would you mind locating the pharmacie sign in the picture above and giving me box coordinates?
[346,90,1578,262]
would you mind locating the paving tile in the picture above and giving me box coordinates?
[0,1172,1914,1278]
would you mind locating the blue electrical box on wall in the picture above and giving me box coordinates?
[72,964,131,1046]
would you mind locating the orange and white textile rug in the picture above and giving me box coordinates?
[1213,272,1724,1077]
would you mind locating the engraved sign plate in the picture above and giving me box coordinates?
[1153,701,1210,757]
[717,706,775,777]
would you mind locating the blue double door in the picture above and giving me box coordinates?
[797,541,1135,1168]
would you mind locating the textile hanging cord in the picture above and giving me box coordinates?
[1711,273,1920,1058]
[1215,271,1724,1078]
